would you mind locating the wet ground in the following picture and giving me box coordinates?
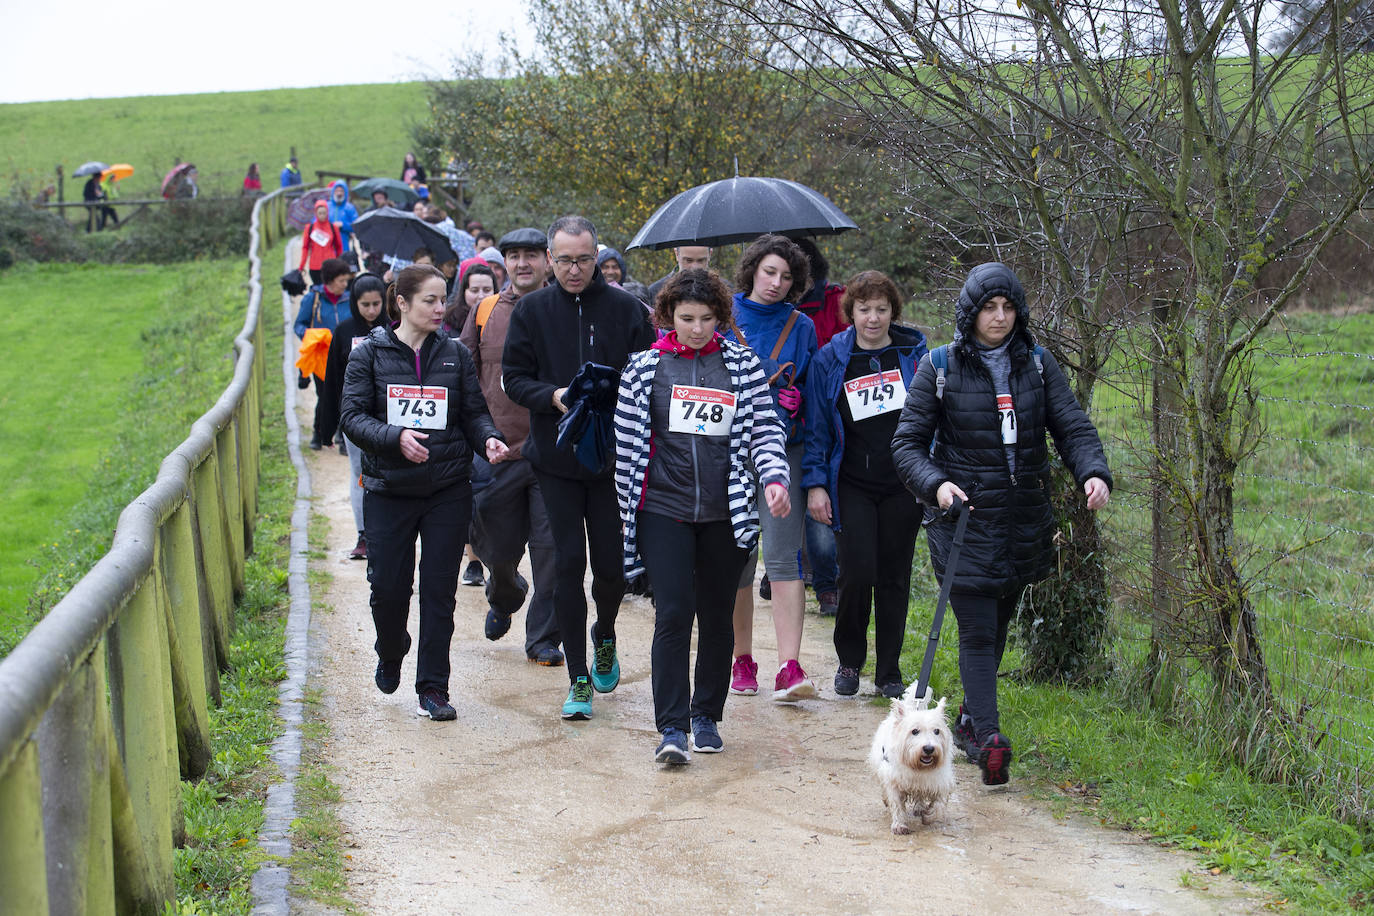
[299,395,1268,914]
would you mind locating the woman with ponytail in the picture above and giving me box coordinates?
[340,265,511,721]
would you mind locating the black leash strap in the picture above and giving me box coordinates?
[913,495,968,705]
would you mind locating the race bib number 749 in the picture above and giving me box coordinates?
[668,385,736,436]
[844,369,906,421]
[387,385,449,429]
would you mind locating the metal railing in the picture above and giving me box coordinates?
[0,187,286,914]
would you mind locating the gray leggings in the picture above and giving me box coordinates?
[738,444,805,587]
[345,434,364,534]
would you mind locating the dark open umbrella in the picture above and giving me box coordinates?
[353,177,420,208]
[351,207,457,264]
[72,161,109,177]
[627,176,858,251]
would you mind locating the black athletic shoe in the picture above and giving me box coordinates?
[461,560,485,587]
[953,704,978,760]
[758,574,772,600]
[817,591,838,616]
[485,608,513,641]
[528,646,565,666]
[878,680,906,699]
[309,433,323,450]
[416,688,457,721]
[833,665,860,696]
[375,658,401,694]
[977,733,1013,785]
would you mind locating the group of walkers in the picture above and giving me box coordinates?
[298,204,1112,786]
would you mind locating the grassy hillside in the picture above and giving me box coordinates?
[0,83,430,199]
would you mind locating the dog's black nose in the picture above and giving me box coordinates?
[923,744,936,754]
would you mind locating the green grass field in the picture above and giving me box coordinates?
[0,82,429,200]
[0,260,247,654]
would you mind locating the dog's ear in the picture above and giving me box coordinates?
[891,698,906,716]
[934,697,947,715]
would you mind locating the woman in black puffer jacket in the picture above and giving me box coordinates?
[340,264,510,722]
[891,262,1111,786]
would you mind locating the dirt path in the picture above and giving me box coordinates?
[298,392,1265,914]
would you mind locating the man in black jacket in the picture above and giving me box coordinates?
[502,215,655,720]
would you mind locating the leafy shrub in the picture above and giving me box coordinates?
[0,197,250,265]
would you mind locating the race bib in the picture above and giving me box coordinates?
[668,385,736,436]
[998,394,1017,444]
[309,227,331,247]
[844,369,906,421]
[386,385,448,429]
[351,336,367,351]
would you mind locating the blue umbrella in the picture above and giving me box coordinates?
[72,161,110,177]
[627,176,858,251]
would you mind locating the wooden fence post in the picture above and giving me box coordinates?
[0,741,49,914]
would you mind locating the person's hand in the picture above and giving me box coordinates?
[399,429,429,463]
[807,487,832,525]
[777,385,801,417]
[553,387,569,414]
[485,438,510,463]
[1084,476,1110,510]
[937,480,969,511]
[765,482,791,518]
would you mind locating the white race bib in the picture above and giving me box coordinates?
[843,369,906,421]
[998,394,1017,445]
[351,336,367,351]
[387,385,448,429]
[668,385,736,436]
[309,227,331,247]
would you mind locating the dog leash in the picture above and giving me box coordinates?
[912,495,968,708]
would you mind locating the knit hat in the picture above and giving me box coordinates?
[479,246,505,267]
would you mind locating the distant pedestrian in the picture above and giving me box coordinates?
[327,180,358,252]
[243,163,263,195]
[478,246,506,288]
[647,246,713,305]
[596,247,629,287]
[281,156,303,188]
[299,199,344,285]
[444,262,497,334]
[99,170,120,229]
[615,269,790,764]
[400,152,427,185]
[82,172,102,233]
[339,264,510,721]
[474,230,496,251]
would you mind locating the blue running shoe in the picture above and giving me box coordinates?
[655,727,691,765]
[589,623,620,693]
[690,715,723,753]
[561,676,593,720]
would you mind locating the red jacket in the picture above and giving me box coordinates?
[299,218,342,271]
[797,282,849,348]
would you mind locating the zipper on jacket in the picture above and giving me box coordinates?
[691,356,701,522]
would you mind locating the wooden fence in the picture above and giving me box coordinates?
[0,186,291,914]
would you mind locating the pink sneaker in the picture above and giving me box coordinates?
[773,659,818,701]
[730,654,759,695]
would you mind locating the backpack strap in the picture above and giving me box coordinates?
[769,310,800,363]
[929,345,948,400]
[474,293,499,343]
[1032,344,1044,380]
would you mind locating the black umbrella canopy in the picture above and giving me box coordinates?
[627,176,858,251]
[352,207,457,264]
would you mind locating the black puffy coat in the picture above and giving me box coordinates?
[339,325,503,497]
[891,263,1112,595]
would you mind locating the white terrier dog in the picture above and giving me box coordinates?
[867,696,955,834]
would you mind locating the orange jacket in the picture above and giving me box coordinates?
[299,218,342,271]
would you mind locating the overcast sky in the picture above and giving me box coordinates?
[0,0,533,104]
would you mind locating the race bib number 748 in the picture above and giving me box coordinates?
[668,385,736,436]
[387,385,449,429]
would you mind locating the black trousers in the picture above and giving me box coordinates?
[311,374,335,445]
[364,482,472,695]
[638,512,747,733]
[471,459,560,655]
[832,478,921,686]
[533,471,625,681]
[949,588,1022,742]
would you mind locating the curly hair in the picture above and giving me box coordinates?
[652,269,735,331]
[840,270,904,324]
[733,234,810,303]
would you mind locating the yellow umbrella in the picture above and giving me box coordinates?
[102,163,134,181]
[295,328,332,380]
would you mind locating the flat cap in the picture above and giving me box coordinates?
[498,227,548,254]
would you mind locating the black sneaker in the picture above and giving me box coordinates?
[374,658,401,694]
[758,574,771,600]
[485,607,513,641]
[349,535,367,560]
[833,665,860,696]
[953,704,978,760]
[309,433,323,450]
[977,733,1013,785]
[528,646,565,667]
[878,680,906,699]
[817,591,838,616]
[416,688,457,721]
[690,715,723,753]
[461,560,485,587]
[655,727,691,765]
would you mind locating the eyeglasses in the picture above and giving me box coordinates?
[552,255,596,268]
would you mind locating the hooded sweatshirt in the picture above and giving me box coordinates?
[725,291,818,447]
[326,180,358,252]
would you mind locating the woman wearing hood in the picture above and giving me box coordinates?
[723,234,820,702]
[327,180,358,252]
[299,198,343,285]
[321,273,390,558]
[891,262,1112,786]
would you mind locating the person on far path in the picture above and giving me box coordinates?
[803,270,927,699]
[295,257,353,450]
[502,215,655,720]
[615,269,791,765]
[82,172,103,233]
[281,156,303,189]
[400,152,427,185]
[891,261,1112,785]
[243,163,263,196]
[647,245,712,305]
[460,227,563,666]
[327,180,358,252]
[99,169,120,229]
[340,264,510,721]
[299,199,344,286]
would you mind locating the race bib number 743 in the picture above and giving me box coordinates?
[668,385,736,436]
[387,385,449,429]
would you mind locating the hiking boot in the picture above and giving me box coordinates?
[655,727,691,765]
[485,608,513,641]
[349,534,367,560]
[416,688,456,721]
[952,704,978,760]
[878,679,906,699]
[977,733,1013,785]
[374,658,402,694]
[729,654,759,695]
[561,676,593,720]
[461,560,485,587]
[833,665,860,696]
[529,646,565,667]
[589,623,620,693]
[772,659,818,701]
[690,715,723,753]
[817,591,838,616]
[758,574,772,600]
